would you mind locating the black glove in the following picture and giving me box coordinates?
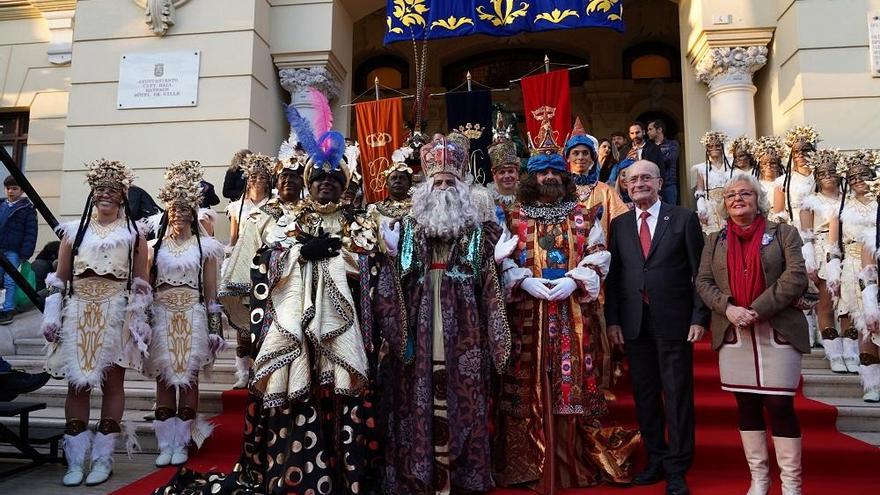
[298,228,343,261]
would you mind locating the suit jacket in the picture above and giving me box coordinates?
[695,220,810,353]
[622,141,663,172]
[605,202,709,340]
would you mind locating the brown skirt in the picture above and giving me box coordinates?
[719,321,802,396]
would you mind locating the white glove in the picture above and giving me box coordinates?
[548,277,578,301]
[381,221,400,257]
[494,231,518,264]
[521,277,552,300]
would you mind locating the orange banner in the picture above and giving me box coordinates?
[354,97,404,204]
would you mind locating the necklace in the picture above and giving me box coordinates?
[376,198,412,218]
[90,217,125,239]
[521,201,577,224]
[166,235,194,256]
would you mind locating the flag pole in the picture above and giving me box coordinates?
[544,54,550,74]
[466,71,472,92]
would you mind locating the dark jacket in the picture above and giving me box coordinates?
[0,198,38,259]
[657,138,680,185]
[200,180,221,208]
[223,169,247,202]
[127,185,161,222]
[696,220,810,353]
[605,202,710,340]
[621,140,663,170]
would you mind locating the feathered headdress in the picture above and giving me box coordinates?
[805,148,841,180]
[279,89,333,155]
[85,159,135,192]
[785,125,819,148]
[700,131,727,147]
[241,153,274,180]
[158,160,203,210]
[729,135,755,156]
[303,130,350,185]
[838,149,880,181]
[753,136,786,161]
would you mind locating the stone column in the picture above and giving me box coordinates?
[278,66,343,143]
[693,45,768,139]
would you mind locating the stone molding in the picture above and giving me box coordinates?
[274,52,346,101]
[44,9,74,65]
[687,27,774,88]
[131,0,190,37]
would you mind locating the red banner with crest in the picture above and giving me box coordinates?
[521,69,571,150]
[355,97,404,204]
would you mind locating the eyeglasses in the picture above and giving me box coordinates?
[626,174,660,184]
[723,191,755,201]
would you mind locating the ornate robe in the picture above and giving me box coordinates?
[496,201,638,492]
[376,218,511,494]
[572,174,628,242]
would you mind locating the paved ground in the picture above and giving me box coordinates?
[0,454,159,494]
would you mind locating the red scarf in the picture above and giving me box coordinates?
[726,215,767,307]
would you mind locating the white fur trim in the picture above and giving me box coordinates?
[122,420,141,459]
[854,227,880,258]
[125,278,153,357]
[190,416,214,449]
[198,208,216,223]
[62,430,93,466]
[90,431,117,463]
[821,337,843,360]
[861,282,880,340]
[45,272,65,291]
[801,241,817,274]
[825,253,842,295]
[54,220,79,245]
[176,418,193,448]
[144,212,164,236]
[153,418,176,453]
[155,236,225,276]
[40,292,63,337]
[696,196,707,214]
[578,249,611,279]
[56,219,137,250]
[55,291,127,389]
[859,364,880,392]
[146,299,210,389]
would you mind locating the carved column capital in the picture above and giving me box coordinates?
[43,10,75,65]
[278,66,342,102]
[132,0,190,37]
[694,45,768,89]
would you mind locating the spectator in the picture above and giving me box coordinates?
[0,175,37,325]
[200,180,221,209]
[621,122,663,168]
[222,149,251,202]
[611,130,628,161]
[0,356,50,401]
[696,172,808,494]
[32,240,60,292]
[648,119,681,205]
[127,184,161,222]
[597,137,619,183]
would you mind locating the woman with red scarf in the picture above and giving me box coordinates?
[696,172,809,495]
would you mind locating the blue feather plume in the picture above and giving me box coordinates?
[283,103,318,156]
[312,131,346,171]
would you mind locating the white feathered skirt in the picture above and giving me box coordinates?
[45,278,142,390]
[143,286,214,389]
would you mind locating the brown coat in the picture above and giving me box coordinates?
[696,219,810,353]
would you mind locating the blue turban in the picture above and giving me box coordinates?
[526,153,567,174]
[564,135,597,159]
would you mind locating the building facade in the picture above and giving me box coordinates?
[1,0,879,247]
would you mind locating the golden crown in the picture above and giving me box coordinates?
[753,136,786,161]
[158,160,203,210]
[785,125,819,147]
[700,130,727,147]
[241,153,275,180]
[728,135,755,156]
[85,159,135,192]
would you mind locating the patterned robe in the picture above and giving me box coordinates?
[495,201,638,492]
[375,218,511,494]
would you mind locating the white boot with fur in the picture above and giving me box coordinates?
[85,431,117,486]
[842,333,861,373]
[233,356,250,389]
[171,418,192,466]
[61,430,93,487]
[740,430,771,495]
[860,363,880,403]
[773,436,802,495]
[821,337,847,373]
[153,418,177,467]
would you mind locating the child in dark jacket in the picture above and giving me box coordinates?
[0,175,37,324]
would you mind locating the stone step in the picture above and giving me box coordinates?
[4,356,240,385]
[812,396,880,433]
[801,368,863,399]
[843,431,880,447]
[12,337,240,361]
[18,380,230,413]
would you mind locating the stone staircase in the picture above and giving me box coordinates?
[2,324,240,454]
[801,348,880,447]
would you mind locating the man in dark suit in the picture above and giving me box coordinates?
[604,160,709,495]
[621,121,663,171]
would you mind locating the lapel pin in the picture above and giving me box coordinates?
[663,216,670,221]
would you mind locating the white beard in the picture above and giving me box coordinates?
[411,180,479,241]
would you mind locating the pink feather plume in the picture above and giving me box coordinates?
[308,87,333,136]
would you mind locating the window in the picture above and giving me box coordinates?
[354,55,409,93]
[631,54,672,80]
[0,112,28,177]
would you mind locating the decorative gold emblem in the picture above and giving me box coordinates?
[477,0,530,27]
[535,8,579,24]
[366,132,392,148]
[431,16,474,30]
[456,123,484,140]
[586,0,621,21]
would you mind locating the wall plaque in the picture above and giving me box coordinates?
[870,13,880,77]
[117,50,200,109]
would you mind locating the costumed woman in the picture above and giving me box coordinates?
[774,126,819,229]
[218,153,277,389]
[799,150,849,373]
[827,150,879,401]
[368,146,414,249]
[143,160,226,467]
[754,136,787,209]
[693,130,731,235]
[730,135,756,175]
[156,129,381,494]
[42,159,151,487]
[858,170,880,403]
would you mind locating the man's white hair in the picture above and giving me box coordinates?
[411,178,481,240]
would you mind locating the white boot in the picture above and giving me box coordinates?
[85,431,117,486]
[842,337,860,373]
[233,356,250,389]
[61,430,93,487]
[740,431,771,495]
[860,363,880,403]
[821,337,847,373]
[153,418,177,467]
[772,436,802,495]
[171,418,191,466]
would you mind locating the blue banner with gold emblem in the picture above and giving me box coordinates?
[385,0,624,44]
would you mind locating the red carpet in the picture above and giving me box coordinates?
[115,342,880,494]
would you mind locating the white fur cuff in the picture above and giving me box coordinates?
[126,278,154,356]
[861,283,880,340]
[825,257,842,294]
[801,241,817,274]
[41,292,63,331]
[45,272,65,291]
